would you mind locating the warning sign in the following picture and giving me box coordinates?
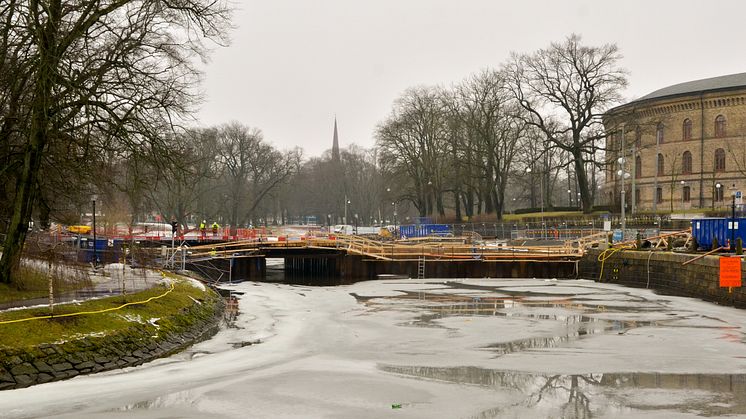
[719,257,742,287]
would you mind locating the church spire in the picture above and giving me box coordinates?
[332,116,340,162]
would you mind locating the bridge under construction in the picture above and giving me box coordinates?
[174,233,605,284]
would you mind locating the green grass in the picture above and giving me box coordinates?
[0,279,216,349]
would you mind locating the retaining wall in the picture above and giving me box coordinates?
[0,288,223,390]
[580,249,746,308]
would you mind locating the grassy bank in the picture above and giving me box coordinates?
[0,277,217,349]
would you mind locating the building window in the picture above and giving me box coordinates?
[714,148,726,172]
[682,118,692,140]
[656,187,663,204]
[635,188,641,205]
[635,155,642,178]
[715,115,726,138]
[656,122,664,144]
[683,186,691,202]
[657,153,664,176]
[682,151,692,174]
[715,185,724,202]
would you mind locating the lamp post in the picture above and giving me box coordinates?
[344,196,350,225]
[392,201,398,238]
[427,180,432,220]
[354,213,358,235]
[680,180,687,204]
[731,184,737,250]
[567,189,572,207]
[617,157,631,241]
[91,194,98,268]
[525,167,545,239]
[327,214,332,231]
[715,183,722,210]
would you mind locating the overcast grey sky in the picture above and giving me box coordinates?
[196,0,746,157]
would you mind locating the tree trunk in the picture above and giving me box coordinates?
[454,190,462,220]
[0,1,58,283]
[0,113,47,284]
[573,150,593,213]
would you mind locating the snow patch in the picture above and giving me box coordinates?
[120,313,144,324]
[183,277,206,291]
[53,331,107,344]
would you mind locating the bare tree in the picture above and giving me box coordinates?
[0,0,231,284]
[376,86,451,217]
[450,70,526,219]
[504,34,627,213]
[215,122,301,229]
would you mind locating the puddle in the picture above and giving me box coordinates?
[0,269,162,311]
[352,282,744,355]
[379,364,746,417]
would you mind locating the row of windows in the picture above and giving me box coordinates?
[611,115,729,148]
[634,185,724,204]
[632,148,727,177]
[680,115,726,140]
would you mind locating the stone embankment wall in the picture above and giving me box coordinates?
[0,289,223,390]
[580,249,746,308]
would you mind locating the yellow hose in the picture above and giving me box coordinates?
[0,276,175,326]
[597,247,621,281]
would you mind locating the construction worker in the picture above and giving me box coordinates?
[199,220,206,238]
[212,221,220,236]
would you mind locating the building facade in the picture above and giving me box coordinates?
[604,73,746,213]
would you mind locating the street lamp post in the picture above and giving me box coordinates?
[344,196,350,225]
[354,213,358,235]
[731,184,737,250]
[392,201,398,238]
[715,183,722,210]
[91,194,98,268]
[526,167,545,239]
[617,157,631,241]
[567,189,572,207]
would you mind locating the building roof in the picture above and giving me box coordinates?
[634,72,746,103]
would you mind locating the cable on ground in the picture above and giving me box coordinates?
[0,273,175,325]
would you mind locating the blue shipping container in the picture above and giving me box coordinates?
[398,224,452,238]
[691,217,746,249]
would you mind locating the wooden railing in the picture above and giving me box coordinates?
[184,234,587,262]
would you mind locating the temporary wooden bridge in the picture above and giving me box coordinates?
[183,233,593,262]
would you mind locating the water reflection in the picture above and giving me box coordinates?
[379,364,746,418]
[354,288,670,353]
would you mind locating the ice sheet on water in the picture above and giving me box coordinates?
[4,278,746,419]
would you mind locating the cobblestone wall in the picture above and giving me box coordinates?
[580,249,746,307]
[0,290,223,390]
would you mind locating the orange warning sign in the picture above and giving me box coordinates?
[719,257,742,287]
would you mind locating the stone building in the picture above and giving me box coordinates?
[604,73,746,213]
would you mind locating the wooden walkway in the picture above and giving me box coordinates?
[184,234,589,262]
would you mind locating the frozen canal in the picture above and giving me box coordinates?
[2,278,746,418]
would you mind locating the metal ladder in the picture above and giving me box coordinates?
[417,256,426,279]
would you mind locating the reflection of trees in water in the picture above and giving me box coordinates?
[379,365,746,418]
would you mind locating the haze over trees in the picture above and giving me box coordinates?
[0,27,626,286]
